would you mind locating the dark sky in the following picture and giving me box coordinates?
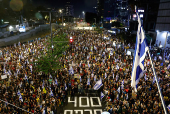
[32,0,97,17]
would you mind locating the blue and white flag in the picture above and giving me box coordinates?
[25,74,28,80]
[87,77,90,85]
[167,64,170,69]
[88,62,90,68]
[154,56,157,61]
[55,78,58,86]
[17,90,21,96]
[131,12,149,92]
[79,62,81,67]
[159,56,162,60]
[94,75,96,82]
[8,70,12,76]
[153,76,156,84]
[69,66,74,75]
[126,93,128,100]
[65,83,67,90]
[116,74,118,82]
[80,76,82,82]
[105,72,107,79]
[116,64,119,70]
[19,94,23,102]
[167,104,170,110]
[117,87,120,93]
[144,74,147,81]
[50,89,54,97]
[93,78,103,90]
[100,92,105,100]
[42,80,45,88]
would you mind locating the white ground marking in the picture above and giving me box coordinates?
[64,110,73,114]
[68,97,77,107]
[74,110,83,114]
[79,97,90,107]
[84,109,93,114]
[90,97,102,107]
[94,109,103,114]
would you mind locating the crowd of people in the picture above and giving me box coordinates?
[0,28,170,114]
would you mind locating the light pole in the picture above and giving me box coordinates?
[82,11,85,21]
[94,18,96,24]
[39,10,56,54]
[59,9,64,30]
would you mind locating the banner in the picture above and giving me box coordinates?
[1,75,7,79]
[74,74,80,78]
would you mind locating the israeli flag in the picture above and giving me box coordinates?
[116,64,119,70]
[25,74,28,80]
[117,87,120,93]
[19,94,23,102]
[49,74,52,79]
[17,69,20,74]
[30,65,32,73]
[50,89,54,97]
[105,72,107,78]
[17,90,21,96]
[116,74,119,82]
[69,66,74,75]
[121,80,124,85]
[87,77,90,85]
[93,78,103,90]
[42,80,45,88]
[154,56,157,61]
[103,59,105,63]
[126,93,128,100]
[65,83,67,90]
[94,75,96,82]
[88,62,90,68]
[79,62,81,67]
[153,76,156,84]
[159,56,162,60]
[55,78,58,86]
[8,70,12,76]
[167,64,170,69]
[80,76,82,82]
[167,104,170,110]
[144,74,147,81]
[131,12,149,92]
[100,92,105,100]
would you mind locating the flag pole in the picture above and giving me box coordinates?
[147,50,168,114]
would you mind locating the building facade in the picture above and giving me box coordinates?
[155,0,170,48]
[65,2,74,17]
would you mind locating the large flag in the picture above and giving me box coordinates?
[131,12,149,92]
[93,78,103,90]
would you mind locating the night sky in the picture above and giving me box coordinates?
[32,0,97,17]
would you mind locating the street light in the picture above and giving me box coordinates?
[82,11,85,21]
[39,10,57,54]
[59,9,64,29]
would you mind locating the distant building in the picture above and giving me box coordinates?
[155,0,170,31]
[155,0,170,48]
[65,2,74,17]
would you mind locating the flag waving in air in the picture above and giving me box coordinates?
[131,11,149,92]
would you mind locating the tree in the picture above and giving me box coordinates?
[35,31,69,75]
